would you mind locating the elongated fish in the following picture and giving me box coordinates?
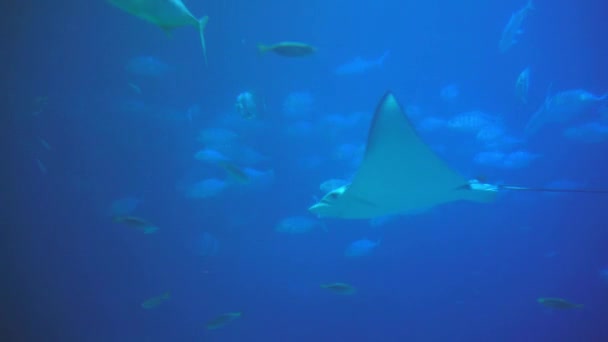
[206,312,242,330]
[258,42,316,57]
[334,51,390,75]
[108,0,210,65]
[499,0,534,53]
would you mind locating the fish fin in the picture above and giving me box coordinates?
[197,16,210,66]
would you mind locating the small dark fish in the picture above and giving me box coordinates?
[141,292,170,309]
[218,161,249,184]
[258,41,316,57]
[320,282,356,295]
[537,297,583,310]
[206,312,242,330]
[516,67,530,103]
[113,215,159,234]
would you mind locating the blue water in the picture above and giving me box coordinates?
[4,0,608,341]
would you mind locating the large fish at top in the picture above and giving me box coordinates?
[499,0,534,53]
[108,0,210,65]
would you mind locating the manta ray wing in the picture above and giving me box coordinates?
[311,92,495,219]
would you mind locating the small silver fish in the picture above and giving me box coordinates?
[516,67,530,103]
[499,0,534,53]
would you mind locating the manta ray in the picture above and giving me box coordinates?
[309,92,607,219]
[108,0,210,65]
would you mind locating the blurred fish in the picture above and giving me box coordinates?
[108,0,210,65]
[38,138,52,151]
[447,111,501,133]
[218,161,249,184]
[240,167,275,190]
[334,50,390,75]
[258,41,316,57]
[344,238,381,258]
[516,67,530,103]
[537,297,583,310]
[113,215,159,234]
[35,158,47,175]
[320,282,356,295]
[32,96,49,116]
[499,0,534,53]
[525,89,607,135]
[194,148,230,164]
[141,292,170,309]
[275,216,325,234]
[206,312,242,330]
[235,91,261,119]
[128,82,142,94]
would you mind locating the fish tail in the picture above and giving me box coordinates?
[162,292,171,299]
[198,16,209,66]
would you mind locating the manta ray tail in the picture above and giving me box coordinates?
[198,16,209,66]
[499,185,608,194]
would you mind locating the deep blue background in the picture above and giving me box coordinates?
[3,0,608,341]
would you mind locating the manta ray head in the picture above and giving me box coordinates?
[309,185,378,218]
[309,185,349,217]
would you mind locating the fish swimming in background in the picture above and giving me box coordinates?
[525,89,608,135]
[258,41,316,57]
[141,292,170,309]
[320,282,356,295]
[217,161,250,184]
[113,215,159,234]
[516,67,530,103]
[35,158,47,175]
[499,0,534,53]
[537,297,583,310]
[235,91,261,119]
[107,0,210,65]
[206,312,242,330]
[334,50,390,75]
[38,138,52,151]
